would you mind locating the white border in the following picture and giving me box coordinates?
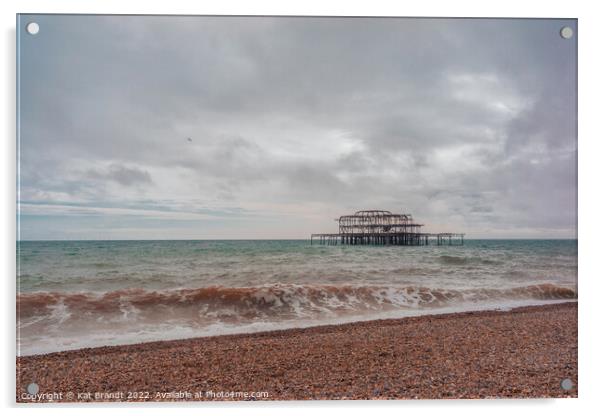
[2,1,601,415]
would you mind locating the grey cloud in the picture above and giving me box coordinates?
[86,164,153,187]
[18,15,577,239]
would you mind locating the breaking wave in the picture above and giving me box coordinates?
[16,283,577,355]
[18,283,576,324]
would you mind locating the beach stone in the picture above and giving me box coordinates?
[16,303,577,402]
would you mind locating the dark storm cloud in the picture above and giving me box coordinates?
[18,16,577,239]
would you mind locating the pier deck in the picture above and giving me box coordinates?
[310,232,464,246]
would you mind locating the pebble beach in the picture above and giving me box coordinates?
[16,302,577,402]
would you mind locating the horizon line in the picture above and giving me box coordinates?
[16,237,578,242]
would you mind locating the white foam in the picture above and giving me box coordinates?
[17,298,575,356]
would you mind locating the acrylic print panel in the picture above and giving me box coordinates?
[16,15,577,402]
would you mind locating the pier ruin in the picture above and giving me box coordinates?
[311,210,464,246]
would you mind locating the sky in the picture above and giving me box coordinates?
[17,16,577,240]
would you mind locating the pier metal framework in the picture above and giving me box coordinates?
[311,209,464,246]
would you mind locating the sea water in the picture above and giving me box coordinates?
[17,239,577,355]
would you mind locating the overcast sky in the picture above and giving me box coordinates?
[18,16,577,240]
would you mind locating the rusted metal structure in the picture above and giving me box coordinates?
[311,209,464,246]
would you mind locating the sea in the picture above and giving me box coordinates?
[17,239,577,356]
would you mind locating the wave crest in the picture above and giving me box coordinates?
[17,283,577,324]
